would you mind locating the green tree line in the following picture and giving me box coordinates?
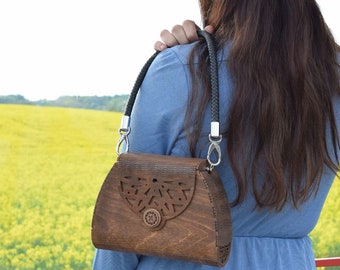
[0,94,129,112]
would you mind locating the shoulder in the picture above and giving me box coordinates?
[138,42,233,110]
[139,44,197,109]
[128,45,195,154]
[162,41,232,64]
[152,46,192,73]
[153,40,232,68]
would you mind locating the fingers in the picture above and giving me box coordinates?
[182,20,199,42]
[154,20,198,51]
[160,29,181,47]
[154,29,179,51]
[204,25,214,34]
[153,20,215,52]
[171,24,191,44]
[155,26,190,51]
[154,41,167,51]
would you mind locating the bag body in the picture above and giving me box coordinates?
[92,152,232,267]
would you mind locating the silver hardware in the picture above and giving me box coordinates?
[116,127,130,155]
[211,121,220,138]
[120,115,130,130]
[207,134,222,171]
[116,115,131,154]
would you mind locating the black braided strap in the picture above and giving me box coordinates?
[197,30,219,128]
[124,51,160,117]
[119,30,220,148]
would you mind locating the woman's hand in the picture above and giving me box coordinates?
[154,20,214,51]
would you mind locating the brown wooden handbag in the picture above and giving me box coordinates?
[91,30,232,267]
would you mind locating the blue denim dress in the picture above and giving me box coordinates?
[93,44,340,270]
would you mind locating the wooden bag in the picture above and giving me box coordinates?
[91,30,232,267]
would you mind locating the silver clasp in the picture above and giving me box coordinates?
[207,134,222,171]
[116,127,130,155]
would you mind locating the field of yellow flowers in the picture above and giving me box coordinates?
[0,104,339,269]
[0,104,120,269]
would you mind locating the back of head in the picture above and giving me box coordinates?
[190,0,340,210]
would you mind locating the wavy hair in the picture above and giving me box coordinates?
[187,0,340,210]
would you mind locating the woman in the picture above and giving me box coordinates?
[93,0,340,269]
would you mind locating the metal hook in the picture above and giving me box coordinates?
[116,128,130,155]
[207,134,222,171]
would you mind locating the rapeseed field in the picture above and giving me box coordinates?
[0,104,339,269]
[0,104,119,269]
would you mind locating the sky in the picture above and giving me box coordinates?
[0,0,339,101]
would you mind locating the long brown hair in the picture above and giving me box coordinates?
[187,0,340,210]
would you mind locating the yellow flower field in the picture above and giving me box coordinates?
[0,104,119,269]
[0,104,339,269]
